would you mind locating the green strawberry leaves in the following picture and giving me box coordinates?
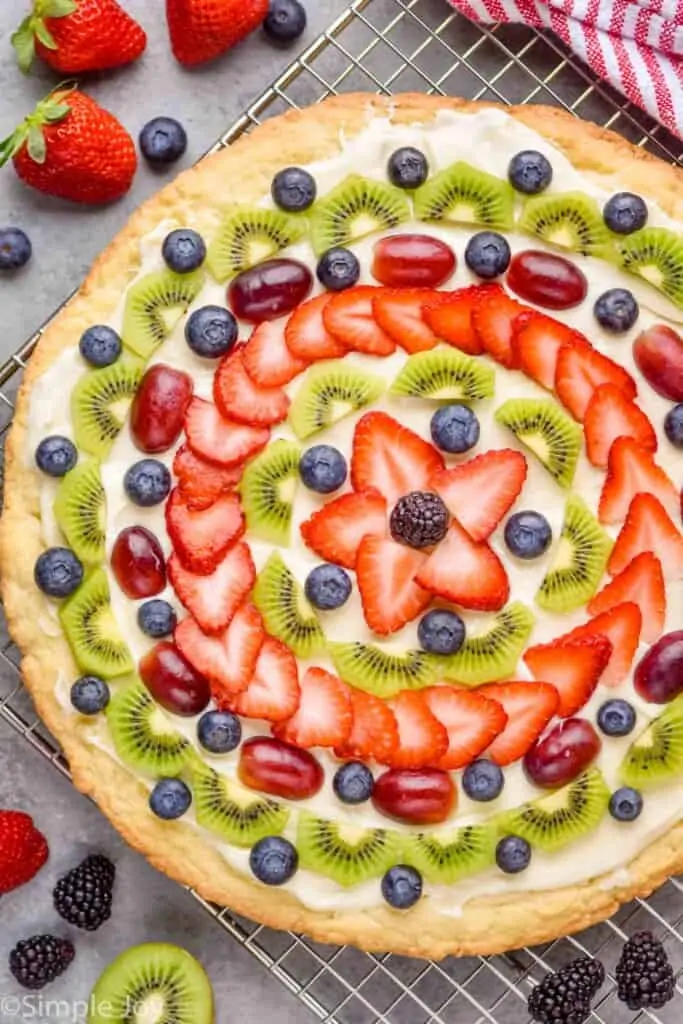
[0,86,74,168]
[11,0,78,73]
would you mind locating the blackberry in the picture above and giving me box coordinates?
[616,931,675,1011]
[9,935,75,990]
[563,956,605,997]
[527,970,591,1024]
[53,854,116,931]
[390,491,449,549]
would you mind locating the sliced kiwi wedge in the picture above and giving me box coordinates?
[495,397,582,489]
[389,347,495,402]
[122,268,204,359]
[288,359,385,440]
[53,460,105,564]
[497,768,610,853]
[328,641,439,698]
[297,812,402,887]
[614,227,683,307]
[238,438,301,545]
[517,191,611,255]
[192,763,289,846]
[71,360,144,458]
[402,823,498,885]
[206,206,306,282]
[60,569,133,679]
[536,495,612,613]
[440,602,535,685]
[252,552,325,657]
[413,161,515,229]
[309,175,411,254]
[620,696,683,788]
[106,679,192,776]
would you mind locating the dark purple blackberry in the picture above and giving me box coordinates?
[389,491,449,549]
[615,931,675,1011]
[561,956,605,997]
[53,854,116,931]
[9,935,75,990]
[527,969,591,1024]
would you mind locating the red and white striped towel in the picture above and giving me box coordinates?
[449,0,683,140]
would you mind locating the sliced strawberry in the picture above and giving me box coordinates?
[184,397,269,467]
[416,522,509,611]
[299,489,387,569]
[554,341,637,421]
[168,542,255,635]
[356,535,432,636]
[523,633,612,717]
[173,445,242,511]
[213,348,289,426]
[373,288,440,353]
[479,682,560,766]
[512,312,585,390]
[334,689,399,764]
[323,286,396,355]
[422,686,507,770]
[273,667,352,749]
[175,602,264,696]
[423,284,494,355]
[166,488,244,575]
[562,603,642,688]
[598,437,678,524]
[350,411,444,506]
[471,286,528,368]
[589,552,665,644]
[583,384,657,469]
[228,637,300,723]
[284,293,346,361]
[243,319,309,387]
[382,690,448,769]
[608,493,683,580]
[431,449,527,541]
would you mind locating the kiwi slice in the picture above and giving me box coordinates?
[252,552,325,657]
[122,268,204,359]
[403,823,498,884]
[620,696,683,788]
[288,360,385,440]
[517,191,611,255]
[87,941,213,1024]
[497,768,610,853]
[206,207,306,282]
[106,679,192,776]
[71,360,144,458]
[192,763,289,846]
[309,175,410,254]
[328,641,439,698]
[60,569,134,679]
[440,602,535,685]
[413,161,515,229]
[239,439,301,545]
[53,460,105,564]
[536,495,612,613]
[297,812,402,887]
[389,347,495,402]
[614,227,683,307]
[495,397,582,488]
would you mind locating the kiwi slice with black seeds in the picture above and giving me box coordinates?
[53,460,105,564]
[71,360,144,458]
[402,823,498,884]
[309,175,411,254]
[206,207,306,282]
[495,397,582,488]
[536,495,612,613]
[389,346,495,401]
[238,438,301,545]
[620,696,683,788]
[297,812,402,886]
[252,552,325,657]
[106,679,192,776]
[192,763,289,846]
[328,641,439,698]
[288,360,384,439]
[413,161,515,229]
[122,268,204,359]
[517,191,611,255]
[440,602,535,685]
[497,768,610,853]
[614,227,683,307]
[60,569,134,678]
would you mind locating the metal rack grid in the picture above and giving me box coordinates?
[2,0,683,1020]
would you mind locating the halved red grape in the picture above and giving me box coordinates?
[524,718,601,789]
[238,737,323,799]
[130,364,193,454]
[139,641,210,717]
[634,631,683,703]
[372,768,456,824]
[111,526,166,599]
[507,250,587,310]
[633,325,683,402]
[371,235,456,288]
[228,259,313,324]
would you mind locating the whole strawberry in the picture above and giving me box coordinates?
[0,810,49,895]
[167,0,269,67]
[0,87,137,205]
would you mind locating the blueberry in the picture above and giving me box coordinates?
[272,167,317,212]
[185,305,238,359]
[430,403,480,453]
[124,459,171,507]
[504,510,552,560]
[603,192,648,234]
[418,609,465,655]
[197,710,242,754]
[139,117,187,166]
[305,563,352,610]
[381,865,423,909]
[333,761,374,804]
[35,435,78,478]
[263,0,307,44]
[299,445,347,493]
[162,228,206,273]
[34,548,83,598]
[665,404,683,448]
[495,835,531,874]
[316,247,361,292]
[609,786,643,822]
[78,325,123,368]
[387,147,429,189]
[462,758,505,802]
[149,778,192,820]
[137,599,177,639]
[597,698,636,737]
[507,150,553,195]
[593,288,639,333]
[70,676,110,716]
[250,836,299,885]
[0,227,32,270]
[465,231,511,280]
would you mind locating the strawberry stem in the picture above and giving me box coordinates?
[11,0,77,74]
[0,84,74,168]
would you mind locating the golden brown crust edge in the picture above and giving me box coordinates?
[3,93,683,960]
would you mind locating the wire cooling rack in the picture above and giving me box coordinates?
[2,0,683,1021]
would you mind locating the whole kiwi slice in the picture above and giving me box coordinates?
[389,347,495,401]
[53,460,105,564]
[122,268,204,359]
[536,495,612,613]
[309,175,411,254]
[288,359,385,439]
[297,812,402,886]
[252,552,325,657]
[87,941,213,1024]
[440,602,535,684]
[192,763,289,846]
[106,679,192,776]
[328,641,439,698]
[497,768,610,852]
[206,207,306,282]
[517,191,611,255]
[60,569,134,678]
[620,696,683,788]
[71,360,144,458]
[495,397,582,488]
[413,161,515,229]
[238,438,301,545]
[403,823,498,884]
[614,227,683,307]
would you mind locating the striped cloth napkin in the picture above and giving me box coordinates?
[449,0,683,140]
